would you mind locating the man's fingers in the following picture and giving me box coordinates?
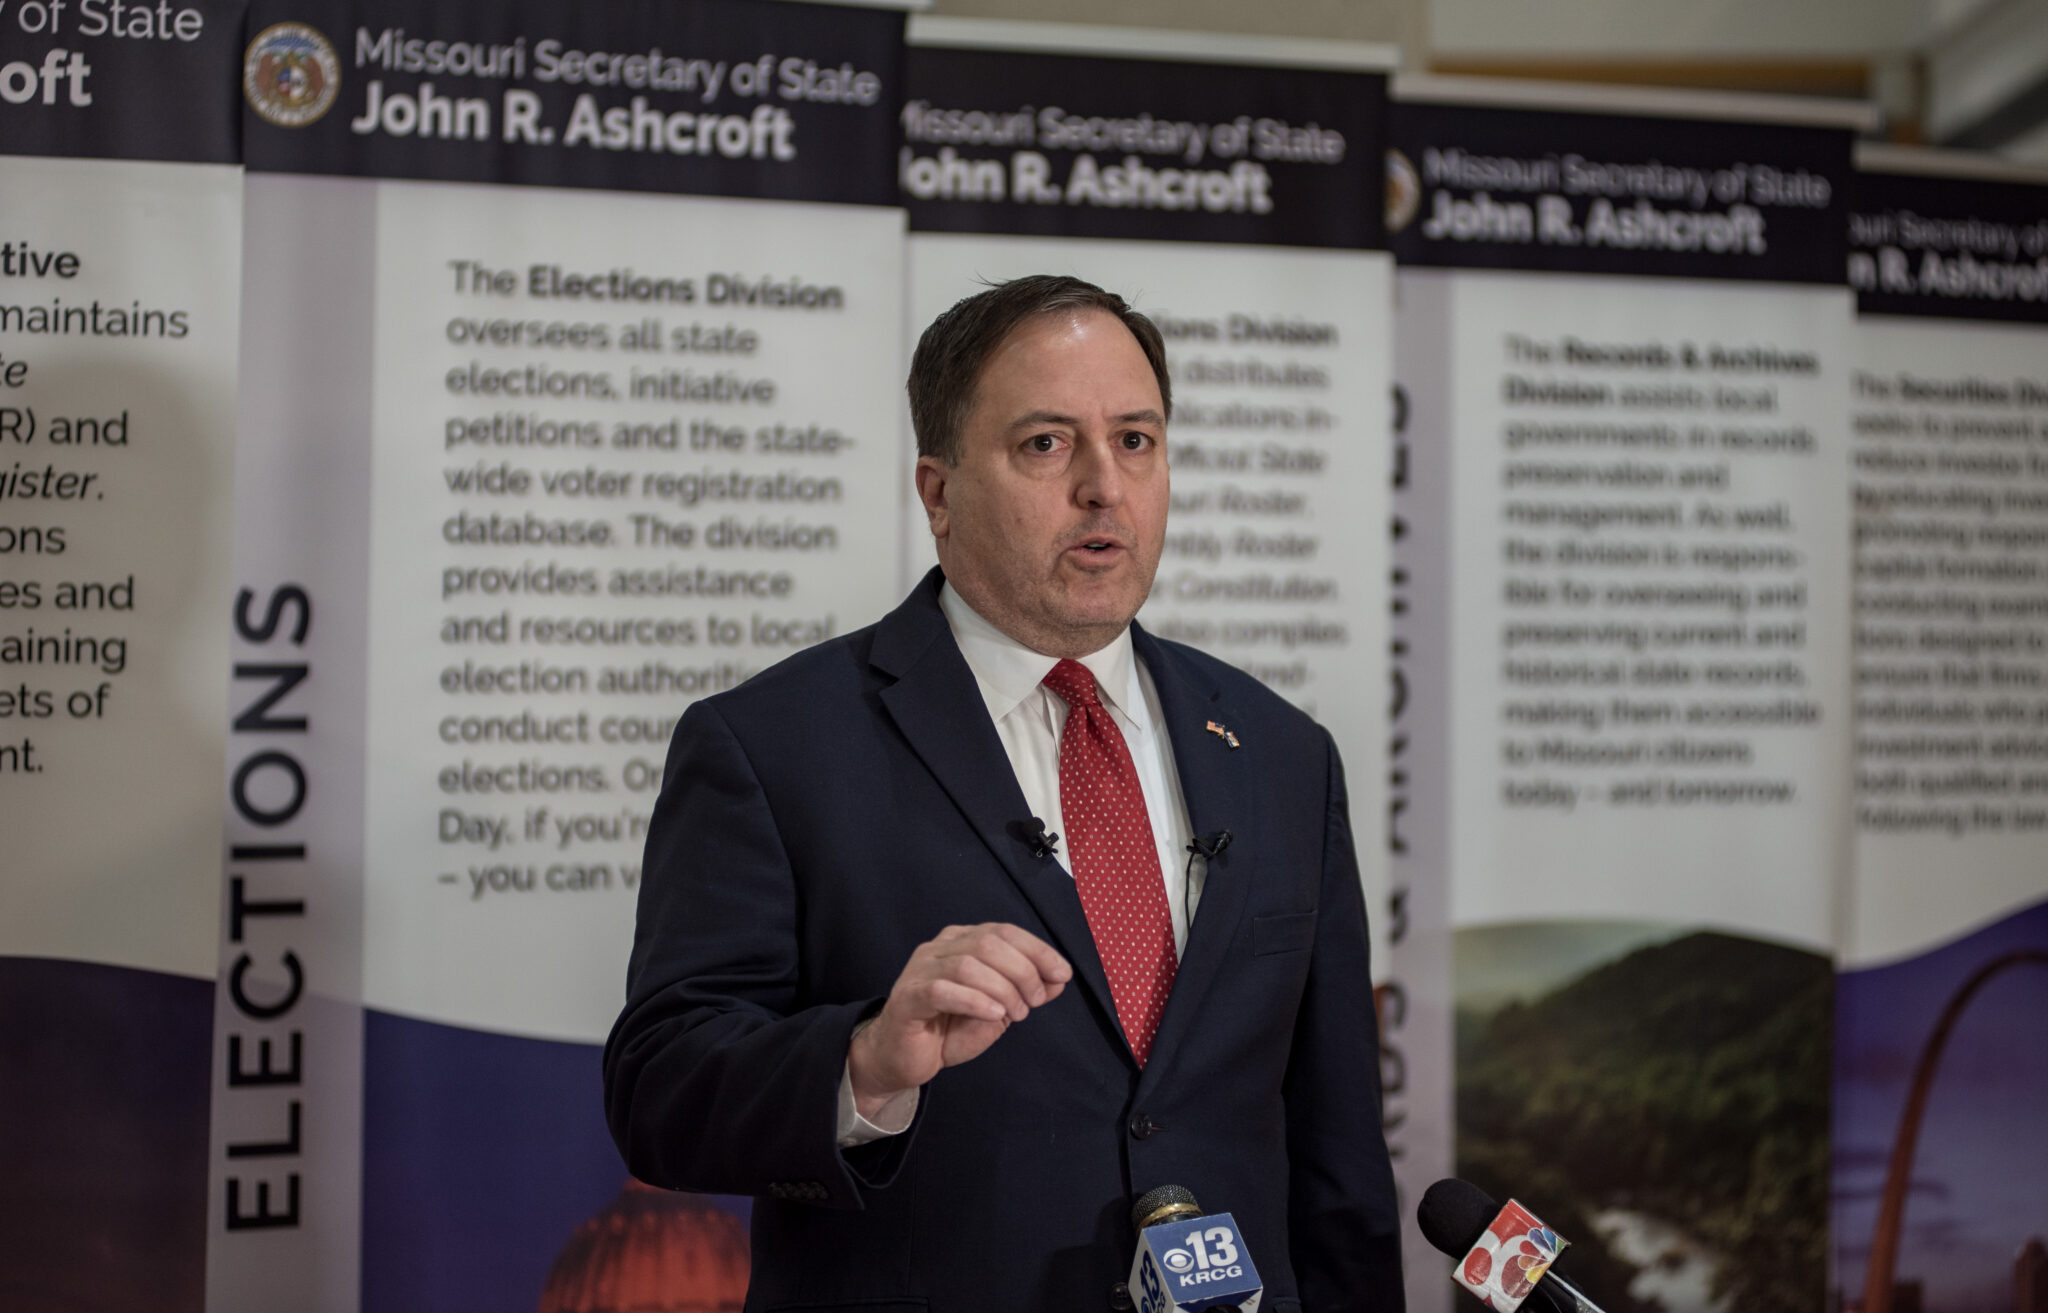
[890,923,1070,1030]
[952,930,1062,1011]
[857,926,1070,1092]
[922,977,1010,1024]
[985,923,1073,985]
[948,952,1033,1022]
[935,923,1072,1003]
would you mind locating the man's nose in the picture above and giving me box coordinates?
[1070,435,1124,507]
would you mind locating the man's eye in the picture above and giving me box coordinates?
[1121,431,1153,450]
[1027,434,1058,452]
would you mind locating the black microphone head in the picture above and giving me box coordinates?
[1132,1183,1203,1233]
[1417,1178,1499,1257]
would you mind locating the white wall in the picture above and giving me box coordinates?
[1428,0,1923,58]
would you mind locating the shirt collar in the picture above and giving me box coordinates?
[938,581,1150,731]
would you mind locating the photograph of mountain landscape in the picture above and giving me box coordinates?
[1454,922,1833,1313]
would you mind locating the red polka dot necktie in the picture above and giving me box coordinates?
[1041,658,1176,1066]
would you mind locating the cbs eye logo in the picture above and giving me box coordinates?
[1164,1248,1196,1273]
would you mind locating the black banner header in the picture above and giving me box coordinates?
[1852,167,2048,325]
[0,0,241,163]
[904,44,1386,250]
[242,0,903,206]
[1389,100,1851,285]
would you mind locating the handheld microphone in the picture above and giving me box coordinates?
[1418,1179,1605,1313]
[1008,817,1060,860]
[1127,1184,1263,1313]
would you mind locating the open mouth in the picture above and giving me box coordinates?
[1063,525,1132,564]
[1069,536,1129,562]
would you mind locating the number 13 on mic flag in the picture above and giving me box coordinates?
[1130,1213,1263,1313]
[1453,1200,1566,1312]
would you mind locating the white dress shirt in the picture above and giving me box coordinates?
[836,583,1201,1146]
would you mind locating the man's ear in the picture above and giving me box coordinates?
[914,456,951,540]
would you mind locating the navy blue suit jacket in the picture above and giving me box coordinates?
[604,570,1403,1312]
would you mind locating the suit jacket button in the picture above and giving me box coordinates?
[1109,1281,1133,1310]
[1128,1112,1155,1140]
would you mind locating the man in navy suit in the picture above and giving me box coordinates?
[604,276,1403,1312]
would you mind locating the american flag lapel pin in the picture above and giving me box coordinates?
[1205,720,1241,749]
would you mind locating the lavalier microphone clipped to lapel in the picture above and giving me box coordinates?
[1008,816,1061,861]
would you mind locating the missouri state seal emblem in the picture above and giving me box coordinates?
[244,22,341,128]
[1385,148,1421,234]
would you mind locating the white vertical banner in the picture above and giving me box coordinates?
[1836,148,2048,1313]
[226,1,909,1308]
[1,7,243,1311]
[0,163,240,979]
[1436,269,1852,936]
[902,19,1399,978]
[359,183,906,1038]
[1844,149,2048,961]
[1387,79,1869,1313]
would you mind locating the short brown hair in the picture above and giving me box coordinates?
[907,275,1172,464]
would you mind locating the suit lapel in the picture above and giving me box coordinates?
[872,573,1124,1052]
[1135,627,1257,1088]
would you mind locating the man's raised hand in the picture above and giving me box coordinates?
[848,923,1072,1120]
